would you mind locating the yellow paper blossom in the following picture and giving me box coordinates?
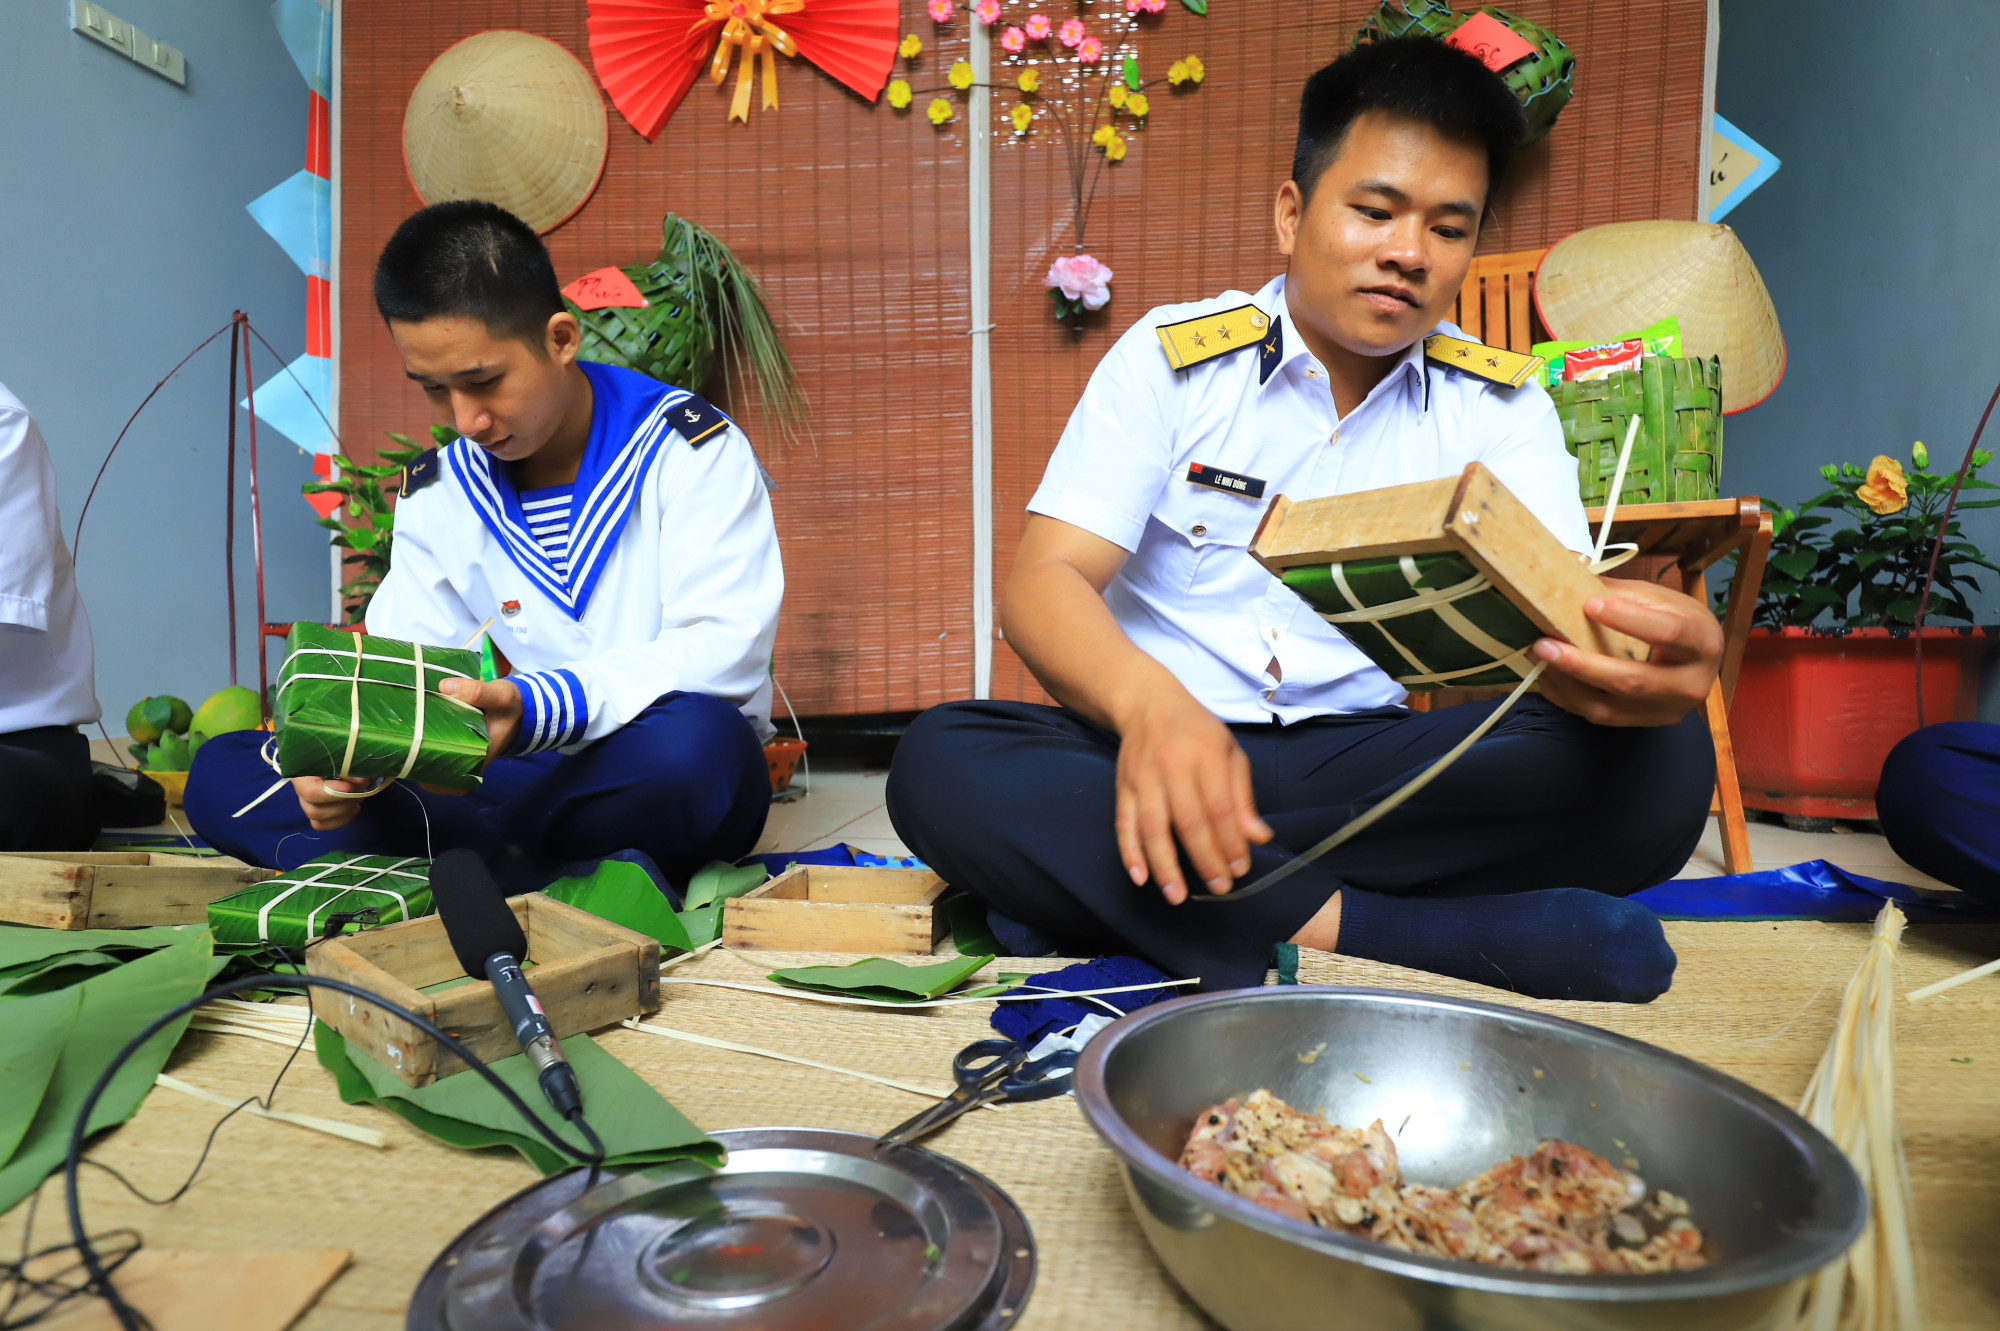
[1017,68,1039,93]
[1168,59,1189,84]
[899,33,923,58]
[1185,54,1205,82]
[949,59,975,90]
[1092,124,1113,146]
[1107,83,1127,109]
[1127,92,1150,117]
[887,79,913,109]
[1011,102,1033,132]
[1857,455,1910,515]
[1104,133,1127,161]
[927,96,955,125]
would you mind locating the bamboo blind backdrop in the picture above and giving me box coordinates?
[338,0,1707,715]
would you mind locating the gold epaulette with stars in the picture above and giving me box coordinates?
[1423,334,1546,389]
[1156,303,1272,371]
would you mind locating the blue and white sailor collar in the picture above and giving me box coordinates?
[445,361,690,621]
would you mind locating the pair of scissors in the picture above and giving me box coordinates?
[877,1038,1081,1149]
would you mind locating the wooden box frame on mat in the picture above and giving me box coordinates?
[0,852,277,930]
[723,865,950,955]
[1249,461,1646,662]
[305,893,660,1087]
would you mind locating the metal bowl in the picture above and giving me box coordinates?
[1073,987,1864,1331]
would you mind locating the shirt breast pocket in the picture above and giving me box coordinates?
[1148,484,1270,601]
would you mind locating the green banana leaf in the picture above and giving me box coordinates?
[315,1024,722,1174]
[0,924,203,971]
[680,904,724,948]
[544,860,693,954]
[767,953,996,1003]
[683,861,768,910]
[0,950,130,997]
[0,931,215,1213]
[273,622,487,788]
[0,987,83,1165]
[943,896,1002,959]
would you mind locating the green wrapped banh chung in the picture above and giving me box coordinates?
[208,853,432,947]
[1282,553,1544,690]
[273,622,487,788]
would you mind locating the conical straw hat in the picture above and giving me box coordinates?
[1534,221,1785,414]
[403,31,608,235]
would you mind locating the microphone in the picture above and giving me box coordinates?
[429,848,584,1120]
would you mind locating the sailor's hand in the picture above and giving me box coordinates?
[293,776,371,831]
[1533,580,1722,726]
[1114,691,1273,904]
[438,677,523,762]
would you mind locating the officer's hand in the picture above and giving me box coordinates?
[438,677,523,762]
[1114,690,1273,905]
[292,776,372,831]
[1533,580,1722,727]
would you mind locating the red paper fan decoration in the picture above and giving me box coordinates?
[587,0,898,138]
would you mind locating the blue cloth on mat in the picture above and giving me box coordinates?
[990,956,1175,1046]
[738,843,929,875]
[1630,859,2000,923]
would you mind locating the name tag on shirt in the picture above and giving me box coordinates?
[1186,462,1266,499]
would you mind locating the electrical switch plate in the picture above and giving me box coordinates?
[69,0,186,86]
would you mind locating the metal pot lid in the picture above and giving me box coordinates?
[409,1128,1035,1331]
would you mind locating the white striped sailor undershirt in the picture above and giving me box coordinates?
[519,486,574,577]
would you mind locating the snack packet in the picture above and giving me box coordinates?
[1533,315,1682,386]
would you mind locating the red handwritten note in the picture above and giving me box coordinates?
[1445,13,1536,73]
[562,267,648,311]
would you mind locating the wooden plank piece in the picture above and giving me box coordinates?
[1248,475,1459,569]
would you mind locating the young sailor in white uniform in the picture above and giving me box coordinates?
[888,38,1725,1000]
[189,202,782,888]
[0,382,102,850]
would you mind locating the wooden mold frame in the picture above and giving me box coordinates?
[0,852,278,930]
[304,893,660,1087]
[724,865,951,955]
[1249,462,1646,662]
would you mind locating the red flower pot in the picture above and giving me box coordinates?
[1730,626,1998,819]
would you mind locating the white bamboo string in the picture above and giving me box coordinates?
[153,1073,387,1149]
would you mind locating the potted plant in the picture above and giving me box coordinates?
[1721,443,2000,826]
[302,426,453,623]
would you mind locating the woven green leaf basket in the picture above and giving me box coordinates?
[1352,3,1575,146]
[1552,355,1724,508]
[1282,553,1543,690]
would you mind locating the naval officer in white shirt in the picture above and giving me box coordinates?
[889,38,1725,1000]
[0,383,102,851]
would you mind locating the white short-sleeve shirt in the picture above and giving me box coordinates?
[0,383,101,734]
[1027,274,1590,724]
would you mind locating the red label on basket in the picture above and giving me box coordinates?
[562,267,647,311]
[1446,13,1537,72]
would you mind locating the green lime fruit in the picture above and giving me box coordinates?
[125,700,162,744]
[191,685,262,738]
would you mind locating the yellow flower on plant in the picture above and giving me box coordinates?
[1168,59,1189,84]
[1127,92,1150,117]
[1185,54,1205,82]
[1857,455,1910,515]
[1104,133,1127,161]
[1107,83,1127,109]
[949,59,975,90]
[887,79,913,109]
[1017,68,1039,93]
[1092,123,1113,146]
[899,33,923,58]
[927,96,955,125]
[1011,102,1033,132]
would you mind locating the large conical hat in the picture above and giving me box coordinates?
[403,31,608,234]
[1534,221,1785,414]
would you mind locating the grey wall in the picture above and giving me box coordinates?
[0,0,325,732]
[1717,0,2000,620]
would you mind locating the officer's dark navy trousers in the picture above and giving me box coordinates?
[886,696,1714,991]
[1878,721,2000,903]
[186,692,771,889]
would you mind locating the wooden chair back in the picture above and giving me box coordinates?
[1448,248,1548,353]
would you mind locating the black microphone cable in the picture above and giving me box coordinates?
[56,972,610,1331]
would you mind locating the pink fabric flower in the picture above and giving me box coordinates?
[927,0,954,21]
[974,0,1000,22]
[1058,16,1087,47]
[1126,0,1165,11]
[1077,34,1102,61]
[1001,24,1027,50]
[1044,254,1114,310]
[1024,13,1052,38]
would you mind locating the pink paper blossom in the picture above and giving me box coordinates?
[974,0,1000,22]
[1077,34,1103,61]
[1024,13,1052,38]
[1045,254,1114,310]
[1058,16,1087,47]
[1126,0,1166,11]
[927,0,954,21]
[1001,24,1027,50]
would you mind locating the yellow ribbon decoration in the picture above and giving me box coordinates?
[704,0,804,121]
